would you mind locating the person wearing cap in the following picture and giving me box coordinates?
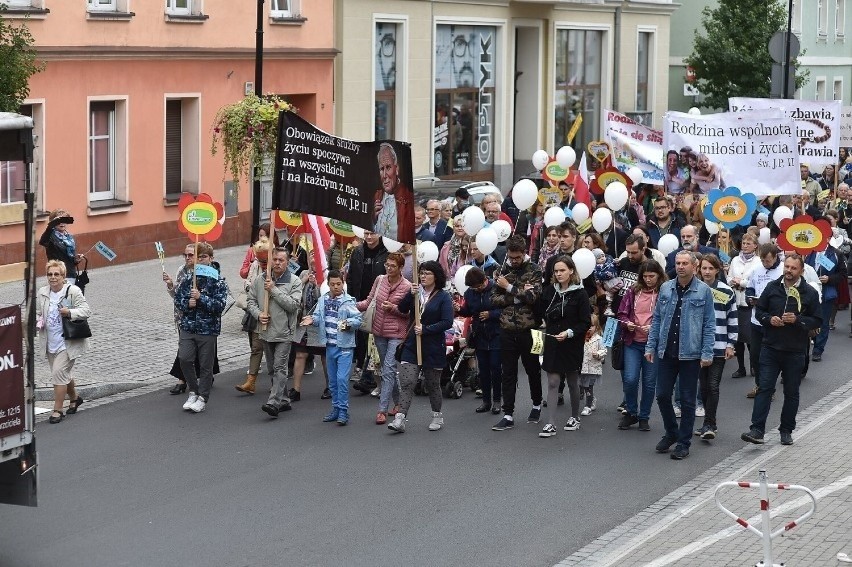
[40,209,85,285]
[754,212,769,230]
[801,164,821,201]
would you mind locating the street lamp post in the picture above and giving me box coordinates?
[783,0,793,99]
[251,0,265,241]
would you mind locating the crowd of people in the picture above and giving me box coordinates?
[36,152,851,460]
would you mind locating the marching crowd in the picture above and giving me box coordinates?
[34,153,852,460]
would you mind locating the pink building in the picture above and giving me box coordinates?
[0,0,335,275]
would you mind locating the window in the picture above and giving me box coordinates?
[434,24,497,179]
[791,0,802,34]
[555,28,603,152]
[5,0,34,7]
[837,0,846,38]
[834,78,843,101]
[0,106,32,205]
[270,0,298,17]
[818,0,829,36]
[166,0,190,15]
[815,78,827,100]
[636,32,652,112]
[88,99,127,203]
[88,0,116,11]
[375,22,398,141]
[165,97,200,200]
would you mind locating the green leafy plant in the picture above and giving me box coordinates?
[210,94,294,193]
[0,8,45,112]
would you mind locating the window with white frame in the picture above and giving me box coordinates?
[89,100,127,202]
[165,97,200,199]
[375,22,399,141]
[270,0,298,17]
[0,105,33,206]
[88,0,116,11]
[166,0,190,15]
[815,78,827,100]
[837,0,846,38]
[791,0,801,33]
[5,0,35,7]
[818,0,829,36]
[834,78,843,100]
[636,31,652,112]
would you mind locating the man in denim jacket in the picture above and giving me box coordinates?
[645,250,715,460]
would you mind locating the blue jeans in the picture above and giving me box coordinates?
[476,348,502,404]
[812,299,835,355]
[373,336,402,413]
[326,345,353,411]
[621,341,656,420]
[750,346,803,434]
[656,357,700,448]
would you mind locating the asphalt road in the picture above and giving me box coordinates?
[1,341,850,567]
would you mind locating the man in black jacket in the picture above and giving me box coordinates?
[741,254,822,446]
[345,231,388,391]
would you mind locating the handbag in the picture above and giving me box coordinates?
[362,276,383,331]
[74,256,89,295]
[610,340,624,371]
[61,286,92,340]
[241,310,257,333]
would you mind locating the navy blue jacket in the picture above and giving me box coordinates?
[174,269,228,335]
[459,280,501,350]
[398,289,453,369]
[420,219,453,249]
[665,245,718,278]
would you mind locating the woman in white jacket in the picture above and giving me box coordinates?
[726,233,761,379]
[36,260,91,424]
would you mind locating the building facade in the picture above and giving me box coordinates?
[334,0,675,190]
[0,0,335,273]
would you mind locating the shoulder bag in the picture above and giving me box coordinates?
[362,276,383,332]
[61,286,92,340]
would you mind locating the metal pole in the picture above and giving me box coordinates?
[251,0,265,242]
[782,0,793,98]
[758,469,774,567]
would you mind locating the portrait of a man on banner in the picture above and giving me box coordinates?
[373,142,415,243]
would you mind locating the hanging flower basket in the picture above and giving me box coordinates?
[210,94,294,194]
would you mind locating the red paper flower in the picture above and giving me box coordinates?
[177,193,225,241]
[776,215,832,255]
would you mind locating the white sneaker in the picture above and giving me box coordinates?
[370,387,381,397]
[182,393,198,411]
[564,417,581,431]
[189,397,206,413]
[539,423,557,438]
[674,406,682,418]
[428,412,444,431]
[388,412,406,433]
[695,405,705,417]
[581,406,592,416]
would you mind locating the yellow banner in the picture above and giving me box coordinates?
[711,288,732,305]
[531,329,544,355]
[577,218,593,233]
[567,113,583,143]
[786,286,801,313]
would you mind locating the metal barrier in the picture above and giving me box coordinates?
[714,469,817,567]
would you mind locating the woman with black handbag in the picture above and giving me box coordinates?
[36,260,91,424]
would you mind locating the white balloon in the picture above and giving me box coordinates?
[657,233,680,256]
[384,238,404,252]
[626,166,643,186]
[704,219,720,235]
[544,206,566,228]
[490,219,512,241]
[688,107,702,116]
[475,227,499,256]
[572,248,596,280]
[571,203,590,224]
[758,227,771,244]
[454,265,473,295]
[604,182,629,211]
[556,146,577,169]
[352,225,365,239]
[461,205,485,236]
[772,205,793,226]
[512,179,539,210]
[416,241,439,263]
[591,207,613,233]
[532,149,550,171]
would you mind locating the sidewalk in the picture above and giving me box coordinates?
[557,376,852,567]
[0,244,252,402]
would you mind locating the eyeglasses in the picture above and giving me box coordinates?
[47,272,63,277]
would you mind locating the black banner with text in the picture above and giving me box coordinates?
[272,112,415,244]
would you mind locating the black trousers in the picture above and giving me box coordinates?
[500,329,542,416]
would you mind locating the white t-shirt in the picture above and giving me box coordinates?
[46,288,67,354]
[376,192,398,241]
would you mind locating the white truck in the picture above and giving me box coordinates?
[0,112,38,507]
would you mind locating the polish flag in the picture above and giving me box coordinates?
[303,214,331,285]
[573,152,592,208]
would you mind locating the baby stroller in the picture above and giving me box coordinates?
[440,316,477,399]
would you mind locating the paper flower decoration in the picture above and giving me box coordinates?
[702,187,757,229]
[273,210,303,229]
[542,158,570,185]
[177,193,224,241]
[776,215,832,255]
[590,166,628,197]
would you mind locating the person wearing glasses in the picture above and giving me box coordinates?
[39,209,85,287]
[173,243,229,414]
[36,260,91,424]
[373,142,415,243]
[421,199,452,248]
[647,196,684,249]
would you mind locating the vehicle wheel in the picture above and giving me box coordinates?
[444,382,455,399]
[454,381,464,399]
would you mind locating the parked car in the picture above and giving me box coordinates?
[413,176,501,208]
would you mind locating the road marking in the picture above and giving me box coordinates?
[555,382,852,567]
[642,475,852,567]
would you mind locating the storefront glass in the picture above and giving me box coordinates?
[375,22,397,141]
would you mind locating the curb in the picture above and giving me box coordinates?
[35,382,148,401]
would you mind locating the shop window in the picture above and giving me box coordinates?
[555,28,603,154]
[433,24,496,179]
[375,22,398,141]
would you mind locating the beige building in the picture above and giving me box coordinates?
[334,0,675,190]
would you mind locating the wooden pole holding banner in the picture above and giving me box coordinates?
[192,234,199,290]
[413,252,422,365]
[261,209,276,331]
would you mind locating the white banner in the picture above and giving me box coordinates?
[604,109,664,185]
[663,110,800,197]
[728,97,841,170]
[840,106,852,147]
